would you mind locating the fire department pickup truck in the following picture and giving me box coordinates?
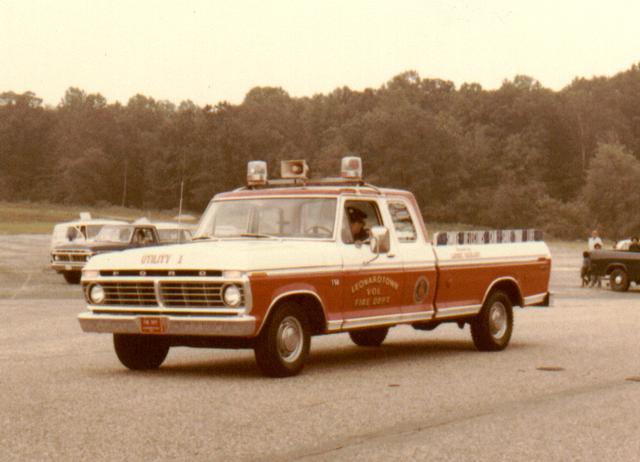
[78,157,551,377]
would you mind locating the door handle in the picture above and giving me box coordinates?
[387,253,396,258]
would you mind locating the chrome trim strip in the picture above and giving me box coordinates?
[524,293,548,306]
[341,264,404,271]
[265,266,343,276]
[88,304,246,316]
[78,312,256,337]
[51,262,85,270]
[326,320,342,331]
[334,311,434,331]
[403,264,437,271]
[434,304,482,319]
[437,256,547,267]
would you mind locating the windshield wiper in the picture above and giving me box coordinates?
[192,235,212,241]
[239,233,278,239]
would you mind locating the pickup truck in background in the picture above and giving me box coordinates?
[78,157,552,377]
[50,215,128,284]
[587,249,640,291]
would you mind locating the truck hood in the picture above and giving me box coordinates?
[53,242,133,253]
[84,239,342,272]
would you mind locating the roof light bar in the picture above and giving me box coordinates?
[247,161,268,186]
[281,160,309,179]
[341,156,362,180]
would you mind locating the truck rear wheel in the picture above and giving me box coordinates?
[254,302,310,377]
[471,291,513,351]
[63,271,81,284]
[610,268,630,292]
[113,334,170,370]
[349,327,389,347]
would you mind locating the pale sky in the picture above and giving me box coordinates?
[1,0,639,107]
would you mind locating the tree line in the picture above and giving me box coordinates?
[2,63,640,239]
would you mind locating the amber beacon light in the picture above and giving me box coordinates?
[247,161,268,186]
[341,156,362,179]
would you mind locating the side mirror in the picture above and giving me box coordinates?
[369,226,390,254]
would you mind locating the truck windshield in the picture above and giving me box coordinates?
[195,198,337,239]
[95,225,134,243]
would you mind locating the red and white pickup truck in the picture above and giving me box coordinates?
[78,157,551,377]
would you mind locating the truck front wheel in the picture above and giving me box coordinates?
[471,291,513,351]
[113,334,170,370]
[349,327,389,347]
[610,268,630,292]
[254,302,310,377]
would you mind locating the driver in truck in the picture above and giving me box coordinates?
[348,207,369,242]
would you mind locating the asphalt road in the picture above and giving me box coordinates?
[1,236,639,461]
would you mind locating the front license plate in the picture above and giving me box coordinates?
[65,265,72,271]
[139,317,168,334]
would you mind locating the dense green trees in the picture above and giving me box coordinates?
[2,63,640,238]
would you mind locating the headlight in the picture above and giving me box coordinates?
[89,284,106,304]
[223,285,242,307]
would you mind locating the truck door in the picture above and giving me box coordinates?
[339,199,404,321]
[385,198,437,318]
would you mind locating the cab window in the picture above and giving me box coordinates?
[342,200,382,244]
[387,201,417,242]
[132,228,157,245]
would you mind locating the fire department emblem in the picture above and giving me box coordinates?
[414,276,429,304]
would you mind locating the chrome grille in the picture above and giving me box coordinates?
[53,251,90,262]
[100,282,157,306]
[160,282,242,308]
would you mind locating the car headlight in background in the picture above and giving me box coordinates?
[82,270,99,279]
[88,284,106,304]
[223,285,242,307]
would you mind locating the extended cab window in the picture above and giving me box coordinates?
[388,201,417,242]
[342,200,382,244]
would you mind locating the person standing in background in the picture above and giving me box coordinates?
[588,230,603,250]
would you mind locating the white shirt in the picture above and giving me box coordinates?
[588,236,603,250]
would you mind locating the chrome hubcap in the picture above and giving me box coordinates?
[615,275,623,285]
[277,316,303,363]
[489,302,507,339]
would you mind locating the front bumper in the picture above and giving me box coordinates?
[78,312,257,337]
[51,261,86,272]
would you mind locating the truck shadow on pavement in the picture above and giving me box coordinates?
[106,337,533,379]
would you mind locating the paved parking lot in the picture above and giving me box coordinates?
[1,236,639,461]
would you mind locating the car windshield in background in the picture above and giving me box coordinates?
[85,225,103,240]
[95,225,134,243]
[195,198,337,239]
[157,229,192,243]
